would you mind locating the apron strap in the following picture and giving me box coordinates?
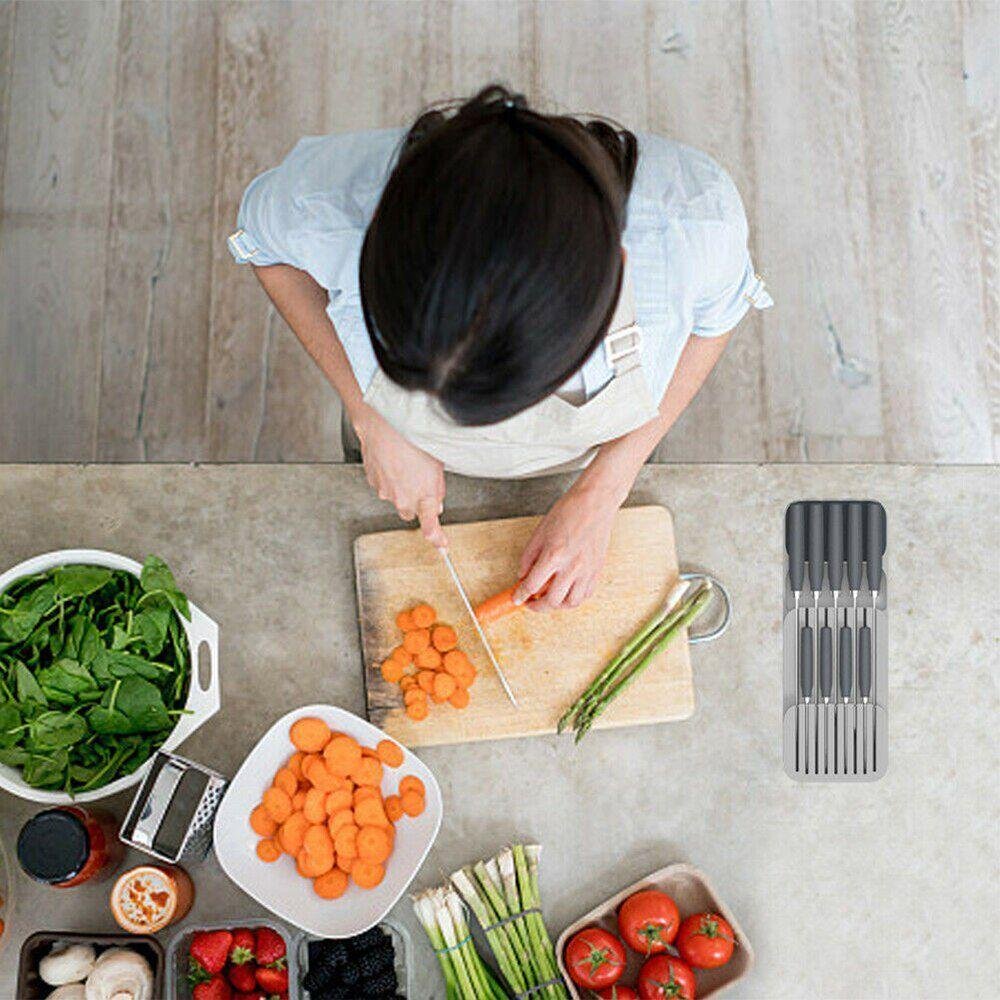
[603,321,643,376]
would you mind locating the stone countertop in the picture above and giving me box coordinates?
[0,464,996,999]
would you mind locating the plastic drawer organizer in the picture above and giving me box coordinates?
[783,501,887,782]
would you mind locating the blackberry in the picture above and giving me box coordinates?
[355,947,395,983]
[348,926,387,951]
[364,971,400,996]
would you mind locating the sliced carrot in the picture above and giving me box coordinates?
[399,775,425,797]
[376,739,404,768]
[304,757,340,792]
[250,805,278,837]
[442,649,471,677]
[404,687,427,707]
[353,785,380,806]
[262,787,292,824]
[415,647,442,670]
[256,838,281,862]
[292,789,307,811]
[273,767,298,797]
[417,670,436,694]
[278,812,309,855]
[357,825,392,863]
[327,808,355,837]
[406,700,428,722]
[448,686,470,709]
[385,794,404,822]
[324,735,363,778]
[431,625,458,652]
[396,609,415,631]
[351,858,386,889]
[313,868,349,899]
[381,658,404,684]
[286,751,305,780]
[304,823,334,857]
[303,787,328,825]
[433,672,457,701]
[297,846,333,877]
[335,852,352,874]
[290,716,332,753]
[354,796,389,828]
[351,756,384,787]
[333,823,358,860]
[390,645,413,665]
[399,675,417,692]
[411,603,437,628]
[325,788,353,815]
[453,661,477,689]
[361,746,380,758]
[403,628,431,654]
[401,790,426,817]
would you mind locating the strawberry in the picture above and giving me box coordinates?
[229,928,256,965]
[254,966,288,994]
[227,964,258,993]
[232,994,265,1000]
[192,975,232,1000]
[253,927,286,967]
[190,929,234,975]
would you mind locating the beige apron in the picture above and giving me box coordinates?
[363,264,660,478]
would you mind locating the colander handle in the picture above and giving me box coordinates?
[170,601,220,743]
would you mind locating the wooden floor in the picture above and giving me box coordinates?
[0,0,997,464]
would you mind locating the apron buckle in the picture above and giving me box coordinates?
[227,228,259,262]
[604,322,643,368]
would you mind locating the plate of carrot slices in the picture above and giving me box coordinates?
[213,704,443,938]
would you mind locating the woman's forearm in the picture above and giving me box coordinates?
[578,330,733,504]
[251,263,367,424]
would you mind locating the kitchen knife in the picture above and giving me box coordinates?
[865,502,885,772]
[799,623,813,774]
[858,623,872,774]
[439,547,519,708]
[839,623,853,774]
[786,504,806,772]
[819,625,832,773]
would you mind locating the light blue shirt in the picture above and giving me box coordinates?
[228,129,772,401]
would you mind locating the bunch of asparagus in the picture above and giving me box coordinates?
[559,578,713,742]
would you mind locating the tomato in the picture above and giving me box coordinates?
[596,986,639,999]
[564,927,627,989]
[617,889,680,954]
[637,954,696,999]
[675,911,735,969]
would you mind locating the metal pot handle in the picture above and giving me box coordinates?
[680,571,731,644]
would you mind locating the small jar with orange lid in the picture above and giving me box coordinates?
[110,863,194,934]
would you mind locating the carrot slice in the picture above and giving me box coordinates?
[376,739,404,768]
[351,756,384,787]
[323,735,363,778]
[278,812,309,855]
[411,603,436,628]
[357,825,392,863]
[256,838,281,862]
[396,609,415,631]
[399,675,418,693]
[290,717,332,753]
[361,746,380,758]
[399,775,425,797]
[448,686,470,709]
[406,700,428,722]
[304,823,334,856]
[390,645,413,665]
[400,790,425,817]
[353,785,380,806]
[351,858,386,889]
[431,625,458,652]
[262,787,292,824]
[381,658,404,684]
[333,823,358,859]
[250,805,278,837]
[335,852,352,873]
[416,670,436,694]
[415,647,442,670]
[403,628,431,653]
[273,767,298,797]
[442,649,471,677]
[433,672,457,701]
[327,808,355,838]
[297,846,333,877]
[354,796,389,828]
[325,788,353,815]
[385,794,404,822]
[304,757,340,792]
[286,751,305,780]
[292,789,307,810]
[404,688,427,709]
[301,787,325,824]
[453,661,477,688]
[313,868,349,899]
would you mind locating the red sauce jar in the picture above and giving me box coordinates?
[16,806,122,887]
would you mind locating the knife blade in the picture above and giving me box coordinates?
[438,547,519,708]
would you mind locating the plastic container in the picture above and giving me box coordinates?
[16,930,165,999]
[166,919,300,1000]
[556,863,753,999]
[213,704,442,938]
[297,918,413,998]
[0,548,220,804]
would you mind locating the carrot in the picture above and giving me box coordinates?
[442,649,471,677]
[273,767,298,797]
[297,846,333,878]
[323,735,363,778]
[325,788,353,815]
[384,794,404,822]
[351,755,384,787]
[262,787,292,824]
[353,785,380,806]
[333,823,358,860]
[354,796,389,828]
[313,868,349,899]
[286,751,305,780]
[401,790,426,817]
[335,853,352,874]
[304,757,340,792]
[376,739,404,768]
[396,609,415,631]
[431,625,458,652]
[357,826,392,863]
[304,823,334,857]
[416,670,436,694]
[351,858,386,889]
[361,746,380,758]
[278,812,309,855]
[399,775,425,797]
[404,689,427,710]
[250,805,278,837]
[327,808,355,837]
[290,716,332,753]
[411,603,437,628]
[433,672,457,701]
[448,686,470,709]
[390,645,413,665]
[406,700,428,722]
[303,787,327,824]
[403,628,431,653]
[415,647,442,670]
[399,675,417,692]
[381,658,404,684]
[256,838,281,862]
[453,661,477,688]
[292,789,307,811]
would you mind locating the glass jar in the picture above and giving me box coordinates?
[16,806,122,888]
[110,863,194,934]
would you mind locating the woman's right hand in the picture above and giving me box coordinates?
[353,404,447,547]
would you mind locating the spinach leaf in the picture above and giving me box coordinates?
[14,661,47,707]
[0,701,22,747]
[132,607,170,656]
[139,556,190,620]
[0,583,56,642]
[29,711,87,750]
[23,748,68,788]
[36,658,100,703]
[0,746,29,767]
[97,649,171,683]
[53,565,112,598]
[89,676,169,735]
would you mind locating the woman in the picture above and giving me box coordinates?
[228,86,771,611]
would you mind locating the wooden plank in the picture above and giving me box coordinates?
[858,0,992,462]
[0,1,16,215]
[96,1,218,461]
[0,1,120,461]
[357,506,694,747]
[646,1,767,462]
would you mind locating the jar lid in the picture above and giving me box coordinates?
[16,808,90,884]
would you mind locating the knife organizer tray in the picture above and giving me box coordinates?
[782,500,887,782]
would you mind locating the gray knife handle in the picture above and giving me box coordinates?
[858,625,872,698]
[839,625,853,698]
[819,626,832,698]
[786,503,806,593]
[799,625,814,698]
[865,501,885,594]
[807,502,825,592]
[826,502,844,591]
[847,502,864,591]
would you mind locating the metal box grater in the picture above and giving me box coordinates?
[120,751,228,863]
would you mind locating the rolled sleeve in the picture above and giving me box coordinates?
[692,245,773,337]
[228,167,298,268]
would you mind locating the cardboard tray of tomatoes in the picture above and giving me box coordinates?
[556,862,753,998]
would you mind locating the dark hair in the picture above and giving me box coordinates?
[359,85,638,426]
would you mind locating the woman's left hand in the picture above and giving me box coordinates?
[514,482,621,611]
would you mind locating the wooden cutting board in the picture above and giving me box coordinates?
[355,505,693,747]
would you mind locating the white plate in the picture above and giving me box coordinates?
[213,704,442,938]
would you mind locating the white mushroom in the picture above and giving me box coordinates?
[39,944,96,986]
[84,948,153,1000]
[47,986,87,1000]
